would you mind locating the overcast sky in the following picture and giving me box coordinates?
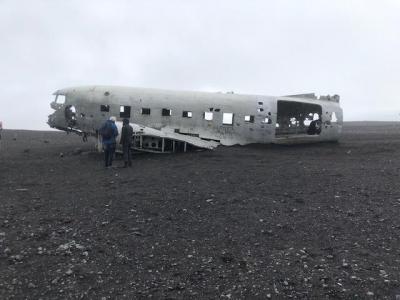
[1,0,399,129]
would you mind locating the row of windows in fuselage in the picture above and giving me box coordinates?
[100,105,272,125]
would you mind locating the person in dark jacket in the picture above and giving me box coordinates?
[307,118,322,135]
[100,116,119,167]
[120,118,134,167]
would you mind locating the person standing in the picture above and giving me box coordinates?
[307,118,322,135]
[99,116,118,168]
[120,118,134,167]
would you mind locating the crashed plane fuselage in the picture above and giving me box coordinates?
[48,86,343,152]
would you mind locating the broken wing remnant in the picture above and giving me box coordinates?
[115,121,219,152]
[48,86,343,152]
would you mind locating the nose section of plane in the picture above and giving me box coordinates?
[48,101,66,129]
[47,111,57,128]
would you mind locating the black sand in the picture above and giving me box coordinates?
[1,122,400,299]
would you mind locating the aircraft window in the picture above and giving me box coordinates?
[244,115,255,123]
[258,101,263,105]
[65,105,76,126]
[100,105,110,112]
[104,91,110,96]
[204,112,213,121]
[331,112,338,123]
[162,109,172,116]
[141,108,151,115]
[182,111,193,118]
[55,95,65,104]
[120,105,131,118]
[262,117,272,124]
[214,108,221,112]
[222,113,234,125]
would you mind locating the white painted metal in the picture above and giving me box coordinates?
[48,85,343,150]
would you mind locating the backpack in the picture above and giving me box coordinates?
[101,122,113,139]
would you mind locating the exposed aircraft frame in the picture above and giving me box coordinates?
[48,86,343,153]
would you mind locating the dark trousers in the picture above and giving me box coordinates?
[122,144,132,166]
[104,143,116,167]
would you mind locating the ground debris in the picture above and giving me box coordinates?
[56,240,86,252]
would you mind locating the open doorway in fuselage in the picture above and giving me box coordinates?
[275,100,322,137]
[65,105,77,127]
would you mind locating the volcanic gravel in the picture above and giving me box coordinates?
[1,122,400,299]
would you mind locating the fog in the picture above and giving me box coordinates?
[1,0,399,129]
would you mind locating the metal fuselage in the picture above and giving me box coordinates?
[48,86,343,150]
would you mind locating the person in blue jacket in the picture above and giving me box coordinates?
[99,116,119,167]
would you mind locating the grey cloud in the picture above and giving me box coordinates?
[1,0,399,129]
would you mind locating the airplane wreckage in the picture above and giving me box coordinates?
[48,86,343,153]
